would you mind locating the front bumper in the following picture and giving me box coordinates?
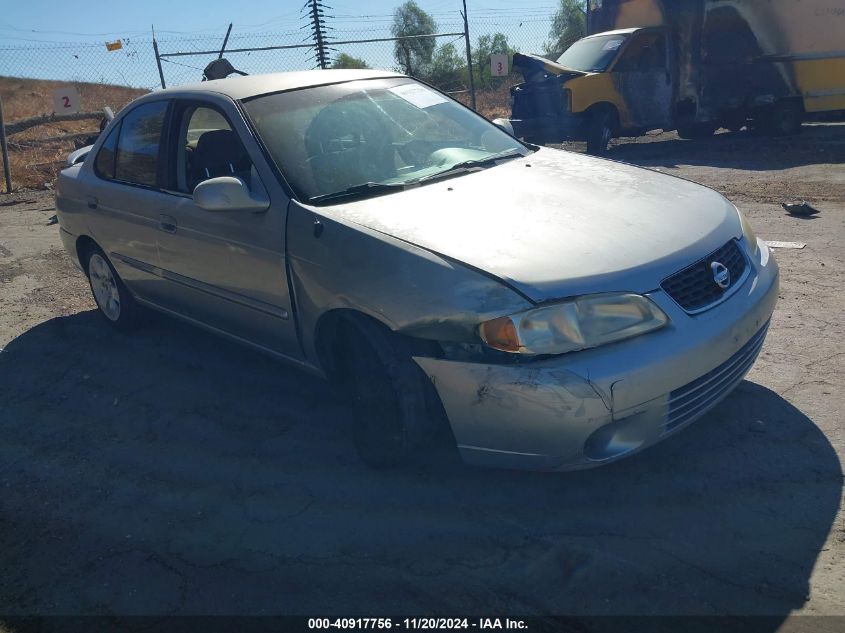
[510,112,585,143]
[414,239,779,471]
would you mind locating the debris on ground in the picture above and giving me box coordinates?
[782,201,821,217]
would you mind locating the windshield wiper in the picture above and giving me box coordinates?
[418,151,529,184]
[308,181,412,205]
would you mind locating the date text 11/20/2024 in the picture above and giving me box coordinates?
[308,618,528,630]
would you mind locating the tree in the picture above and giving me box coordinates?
[332,53,370,69]
[544,0,587,58]
[472,33,516,88]
[391,0,437,76]
[428,43,466,89]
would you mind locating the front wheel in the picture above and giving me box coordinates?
[337,314,445,468]
[86,248,140,330]
[586,109,616,156]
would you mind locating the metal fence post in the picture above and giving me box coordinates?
[0,95,11,194]
[153,37,167,89]
[461,0,476,111]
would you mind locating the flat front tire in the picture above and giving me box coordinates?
[86,248,139,330]
[337,314,444,468]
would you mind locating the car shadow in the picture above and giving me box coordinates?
[605,124,845,171]
[0,311,841,623]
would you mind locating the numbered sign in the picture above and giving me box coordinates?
[52,86,80,115]
[491,54,509,77]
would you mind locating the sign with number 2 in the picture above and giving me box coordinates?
[52,87,81,115]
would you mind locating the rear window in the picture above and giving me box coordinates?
[93,122,120,180]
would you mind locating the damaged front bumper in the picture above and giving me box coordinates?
[414,240,779,471]
[509,112,585,143]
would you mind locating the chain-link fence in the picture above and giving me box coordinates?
[0,4,564,191]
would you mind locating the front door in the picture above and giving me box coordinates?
[152,100,301,360]
[611,30,673,130]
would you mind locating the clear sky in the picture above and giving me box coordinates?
[0,1,559,86]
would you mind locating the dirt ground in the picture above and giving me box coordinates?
[0,125,843,625]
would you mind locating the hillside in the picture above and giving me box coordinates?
[0,77,148,190]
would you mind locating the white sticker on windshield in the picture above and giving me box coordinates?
[389,83,448,108]
[603,39,624,51]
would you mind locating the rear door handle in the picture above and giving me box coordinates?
[158,214,178,233]
[87,196,98,210]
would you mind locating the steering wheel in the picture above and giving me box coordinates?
[395,139,437,167]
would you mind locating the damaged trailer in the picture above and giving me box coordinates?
[506,0,845,154]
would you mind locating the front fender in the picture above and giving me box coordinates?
[286,201,532,369]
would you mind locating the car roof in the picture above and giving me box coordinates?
[155,69,405,100]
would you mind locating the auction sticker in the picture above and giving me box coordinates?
[389,83,448,109]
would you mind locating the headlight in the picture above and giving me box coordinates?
[479,293,669,355]
[737,207,760,257]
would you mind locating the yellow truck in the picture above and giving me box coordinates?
[507,0,845,154]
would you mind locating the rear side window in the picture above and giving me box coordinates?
[114,101,168,187]
[94,122,120,179]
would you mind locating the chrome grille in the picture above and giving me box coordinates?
[661,240,748,312]
[665,322,769,431]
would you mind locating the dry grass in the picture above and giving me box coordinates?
[453,83,512,121]
[1,76,147,190]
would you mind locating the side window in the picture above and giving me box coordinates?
[177,105,254,193]
[616,33,666,72]
[94,122,120,180]
[115,101,168,187]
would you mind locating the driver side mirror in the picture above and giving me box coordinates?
[193,176,270,213]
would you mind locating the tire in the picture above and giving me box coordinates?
[85,246,140,331]
[762,101,803,136]
[336,314,445,469]
[676,122,717,139]
[585,109,616,156]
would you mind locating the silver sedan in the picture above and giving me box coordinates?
[55,70,778,470]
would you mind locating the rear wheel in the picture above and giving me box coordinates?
[85,247,140,331]
[336,314,445,468]
[586,109,616,156]
[761,100,803,136]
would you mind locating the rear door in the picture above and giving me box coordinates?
[151,98,301,360]
[83,99,172,304]
[611,30,673,130]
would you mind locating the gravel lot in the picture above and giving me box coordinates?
[0,125,843,625]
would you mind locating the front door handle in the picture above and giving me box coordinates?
[87,196,98,210]
[158,214,178,233]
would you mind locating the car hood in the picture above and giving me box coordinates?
[317,148,741,303]
[511,52,586,83]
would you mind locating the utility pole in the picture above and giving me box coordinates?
[461,0,476,110]
[305,0,331,69]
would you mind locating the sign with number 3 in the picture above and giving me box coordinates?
[52,87,81,115]
[490,54,509,77]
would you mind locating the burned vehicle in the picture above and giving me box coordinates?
[55,70,778,471]
[508,0,845,154]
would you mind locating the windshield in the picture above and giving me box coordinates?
[243,78,530,204]
[556,34,629,72]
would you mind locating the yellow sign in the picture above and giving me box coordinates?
[105,40,123,52]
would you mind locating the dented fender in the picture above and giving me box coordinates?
[286,200,532,371]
